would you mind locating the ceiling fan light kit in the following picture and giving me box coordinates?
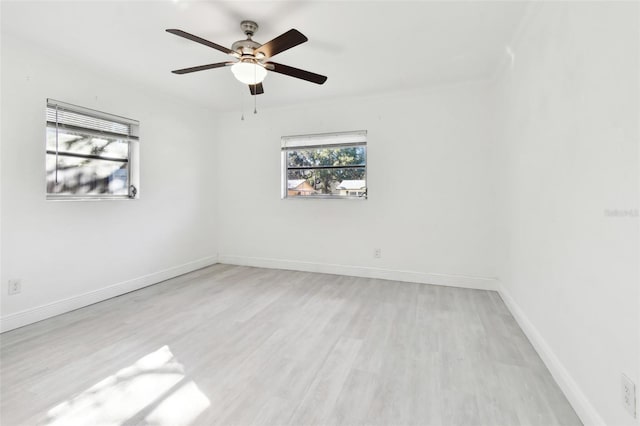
[166,20,327,96]
[231,61,267,85]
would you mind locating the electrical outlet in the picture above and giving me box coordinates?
[8,279,22,295]
[374,248,382,259]
[622,374,636,417]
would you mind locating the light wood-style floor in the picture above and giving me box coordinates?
[1,264,581,426]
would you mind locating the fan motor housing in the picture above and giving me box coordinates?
[231,39,261,55]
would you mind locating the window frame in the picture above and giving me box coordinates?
[281,130,368,200]
[45,99,140,201]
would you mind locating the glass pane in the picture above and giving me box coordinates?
[287,167,366,198]
[46,128,129,160]
[46,154,128,195]
[287,145,365,168]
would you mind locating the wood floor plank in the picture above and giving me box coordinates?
[288,337,363,426]
[0,264,582,426]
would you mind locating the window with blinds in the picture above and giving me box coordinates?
[281,131,367,199]
[46,99,139,199]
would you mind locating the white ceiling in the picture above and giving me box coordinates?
[1,1,529,111]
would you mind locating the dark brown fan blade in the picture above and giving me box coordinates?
[166,29,234,55]
[249,83,264,95]
[172,62,233,74]
[266,62,327,85]
[255,29,308,58]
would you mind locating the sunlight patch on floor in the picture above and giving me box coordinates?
[45,345,210,426]
[145,380,211,425]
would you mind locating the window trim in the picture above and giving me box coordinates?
[45,99,140,201]
[281,130,367,200]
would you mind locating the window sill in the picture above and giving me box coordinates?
[282,196,367,200]
[46,195,137,201]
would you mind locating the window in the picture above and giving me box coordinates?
[281,130,367,199]
[46,99,139,199]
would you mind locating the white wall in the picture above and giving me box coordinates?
[494,2,639,425]
[216,82,498,289]
[0,34,218,331]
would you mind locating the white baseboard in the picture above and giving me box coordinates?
[498,284,605,426]
[0,255,218,333]
[218,254,498,291]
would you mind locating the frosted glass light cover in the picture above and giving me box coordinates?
[231,62,267,85]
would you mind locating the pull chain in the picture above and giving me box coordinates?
[254,65,258,114]
[240,84,245,121]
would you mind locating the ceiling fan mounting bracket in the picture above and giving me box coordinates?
[240,20,259,38]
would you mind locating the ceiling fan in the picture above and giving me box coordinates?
[166,20,327,95]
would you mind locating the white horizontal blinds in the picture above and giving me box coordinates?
[46,108,130,135]
[46,99,139,140]
[281,130,367,149]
